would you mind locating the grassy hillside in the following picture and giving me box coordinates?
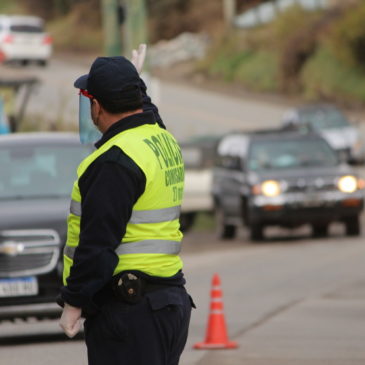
[200,2,365,107]
[0,0,22,13]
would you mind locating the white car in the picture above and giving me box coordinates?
[0,15,52,66]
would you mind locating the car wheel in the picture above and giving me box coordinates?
[179,213,196,232]
[215,206,236,240]
[250,223,264,241]
[38,59,48,67]
[344,215,361,236]
[311,223,329,238]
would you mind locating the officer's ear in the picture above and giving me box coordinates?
[91,98,101,114]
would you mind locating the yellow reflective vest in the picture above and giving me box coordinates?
[63,123,184,284]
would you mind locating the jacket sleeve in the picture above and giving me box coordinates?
[60,147,146,311]
[140,77,166,129]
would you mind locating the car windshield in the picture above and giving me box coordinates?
[248,139,338,171]
[299,108,349,130]
[0,144,91,200]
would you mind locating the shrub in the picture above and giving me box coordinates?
[301,46,365,106]
[270,5,322,53]
[48,8,103,53]
[0,0,22,13]
[270,5,342,91]
[198,33,248,81]
[233,51,279,92]
[325,2,365,70]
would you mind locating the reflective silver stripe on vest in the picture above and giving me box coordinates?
[116,240,181,255]
[64,245,76,258]
[70,200,81,216]
[70,200,180,224]
[64,240,181,259]
[129,206,181,224]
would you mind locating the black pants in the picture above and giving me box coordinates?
[84,286,193,365]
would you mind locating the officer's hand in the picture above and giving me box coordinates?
[131,43,147,74]
[59,303,82,338]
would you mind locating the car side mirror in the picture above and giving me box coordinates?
[229,156,243,170]
[220,156,243,170]
[347,156,357,165]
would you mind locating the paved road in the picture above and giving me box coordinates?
[183,227,365,365]
[0,226,364,364]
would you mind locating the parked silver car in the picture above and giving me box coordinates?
[282,104,365,164]
[0,132,92,320]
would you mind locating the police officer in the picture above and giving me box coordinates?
[58,46,194,365]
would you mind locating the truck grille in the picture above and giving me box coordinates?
[0,253,54,273]
[286,177,336,193]
[0,229,60,278]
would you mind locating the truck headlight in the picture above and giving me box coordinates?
[261,180,282,197]
[337,175,357,193]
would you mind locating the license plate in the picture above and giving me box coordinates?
[302,197,323,207]
[0,277,38,297]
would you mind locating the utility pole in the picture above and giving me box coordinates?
[123,0,148,57]
[101,0,122,56]
[223,0,236,28]
[122,0,159,104]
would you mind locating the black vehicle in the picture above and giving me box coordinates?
[0,132,92,320]
[212,130,365,241]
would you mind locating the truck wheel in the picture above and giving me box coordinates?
[311,223,329,238]
[250,223,264,241]
[215,207,236,240]
[345,215,361,236]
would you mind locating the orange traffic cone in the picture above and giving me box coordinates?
[194,273,237,349]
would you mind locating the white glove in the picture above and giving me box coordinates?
[59,303,82,338]
[131,43,147,74]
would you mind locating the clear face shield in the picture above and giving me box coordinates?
[79,91,102,144]
[0,97,10,134]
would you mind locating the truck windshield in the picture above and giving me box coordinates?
[299,108,349,130]
[0,144,90,199]
[248,139,338,171]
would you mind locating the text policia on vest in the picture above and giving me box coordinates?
[143,133,185,188]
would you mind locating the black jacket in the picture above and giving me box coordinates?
[59,79,185,312]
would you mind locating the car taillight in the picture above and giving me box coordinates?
[0,50,5,62]
[3,34,14,43]
[43,35,52,45]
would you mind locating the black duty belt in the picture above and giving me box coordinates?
[111,272,178,304]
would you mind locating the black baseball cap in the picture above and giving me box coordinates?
[74,56,140,100]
